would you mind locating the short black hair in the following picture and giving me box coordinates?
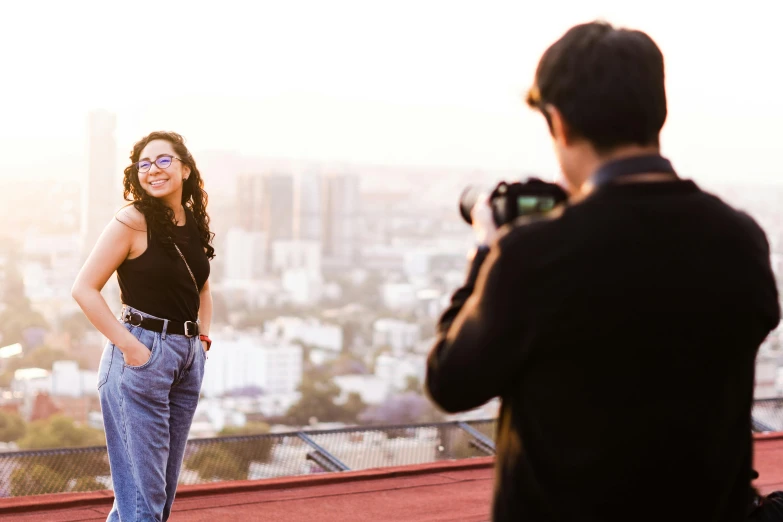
[526,21,667,154]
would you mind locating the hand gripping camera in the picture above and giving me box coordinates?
[459,178,569,227]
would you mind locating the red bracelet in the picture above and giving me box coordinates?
[199,334,212,351]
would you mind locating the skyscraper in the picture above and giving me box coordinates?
[81,110,118,260]
[236,173,295,272]
[322,173,360,267]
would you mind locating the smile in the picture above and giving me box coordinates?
[149,180,168,187]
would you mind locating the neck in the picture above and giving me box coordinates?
[163,199,185,224]
[573,144,661,195]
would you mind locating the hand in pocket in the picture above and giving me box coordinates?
[123,340,152,367]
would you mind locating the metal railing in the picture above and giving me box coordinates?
[752,398,783,432]
[0,419,497,498]
[2,398,781,499]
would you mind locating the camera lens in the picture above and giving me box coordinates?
[459,185,483,225]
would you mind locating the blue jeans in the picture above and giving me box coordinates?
[97,305,206,522]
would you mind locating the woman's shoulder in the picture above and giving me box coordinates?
[114,204,147,232]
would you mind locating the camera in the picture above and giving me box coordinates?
[459,178,569,227]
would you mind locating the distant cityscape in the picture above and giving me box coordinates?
[0,109,781,451]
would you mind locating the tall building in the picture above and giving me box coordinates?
[293,171,322,242]
[237,173,295,272]
[81,110,118,260]
[321,173,360,267]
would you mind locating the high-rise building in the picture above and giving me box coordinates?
[81,110,118,260]
[322,173,360,266]
[293,171,322,242]
[236,173,295,272]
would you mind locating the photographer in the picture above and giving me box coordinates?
[425,21,780,522]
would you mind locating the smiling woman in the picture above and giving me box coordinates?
[70,131,216,522]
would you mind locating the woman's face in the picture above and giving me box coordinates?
[136,139,191,204]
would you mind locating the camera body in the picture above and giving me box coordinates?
[459,178,569,228]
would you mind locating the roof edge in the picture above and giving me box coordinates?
[0,457,495,515]
[754,432,783,441]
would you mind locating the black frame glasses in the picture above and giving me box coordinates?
[136,155,182,173]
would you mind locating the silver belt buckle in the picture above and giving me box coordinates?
[124,310,143,327]
[184,321,198,337]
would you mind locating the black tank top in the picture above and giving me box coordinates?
[117,209,210,322]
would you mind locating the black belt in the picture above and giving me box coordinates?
[122,310,199,337]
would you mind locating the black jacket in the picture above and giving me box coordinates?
[426,179,780,521]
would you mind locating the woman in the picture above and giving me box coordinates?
[72,131,214,522]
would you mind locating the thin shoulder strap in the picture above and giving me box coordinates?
[172,241,200,311]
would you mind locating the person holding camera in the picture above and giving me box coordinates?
[425,21,780,522]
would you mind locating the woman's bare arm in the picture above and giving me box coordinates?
[199,278,212,350]
[71,207,147,358]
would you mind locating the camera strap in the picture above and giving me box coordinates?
[591,154,677,188]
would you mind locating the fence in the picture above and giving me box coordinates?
[3,398,782,499]
[752,398,783,432]
[0,419,497,498]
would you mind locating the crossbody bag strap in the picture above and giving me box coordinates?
[172,241,200,311]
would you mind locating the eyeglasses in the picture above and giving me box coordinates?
[136,155,182,173]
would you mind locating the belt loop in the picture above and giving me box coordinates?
[121,306,128,322]
[161,319,169,340]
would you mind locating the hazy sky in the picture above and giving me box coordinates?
[0,1,780,184]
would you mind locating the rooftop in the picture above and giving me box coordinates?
[0,458,495,521]
[1,426,783,521]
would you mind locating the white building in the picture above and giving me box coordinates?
[333,374,390,405]
[224,228,267,281]
[373,319,421,355]
[374,353,427,391]
[266,317,343,353]
[281,269,323,307]
[22,232,83,317]
[381,283,418,311]
[271,240,322,280]
[51,361,99,397]
[758,352,779,398]
[11,362,99,398]
[218,278,286,310]
[403,250,433,280]
[201,333,303,398]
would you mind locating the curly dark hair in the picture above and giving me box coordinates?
[122,131,215,259]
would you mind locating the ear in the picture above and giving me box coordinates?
[182,164,191,180]
[545,105,576,146]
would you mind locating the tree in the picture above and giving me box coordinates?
[0,410,26,443]
[10,464,68,496]
[0,256,49,347]
[60,312,94,343]
[404,375,422,393]
[0,346,91,388]
[185,423,274,482]
[219,422,270,436]
[17,414,106,449]
[9,416,109,496]
[341,392,368,424]
[359,392,445,426]
[286,376,343,426]
[284,372,367,426]
[0,307,48,347]
[185,445,244,481]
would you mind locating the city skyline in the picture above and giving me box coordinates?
[0,2,780,185]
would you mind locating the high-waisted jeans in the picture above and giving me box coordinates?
[97,305,206,522]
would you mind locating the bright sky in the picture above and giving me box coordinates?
[0,0,780,184]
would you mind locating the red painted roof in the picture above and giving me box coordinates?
[2,433,783,521]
